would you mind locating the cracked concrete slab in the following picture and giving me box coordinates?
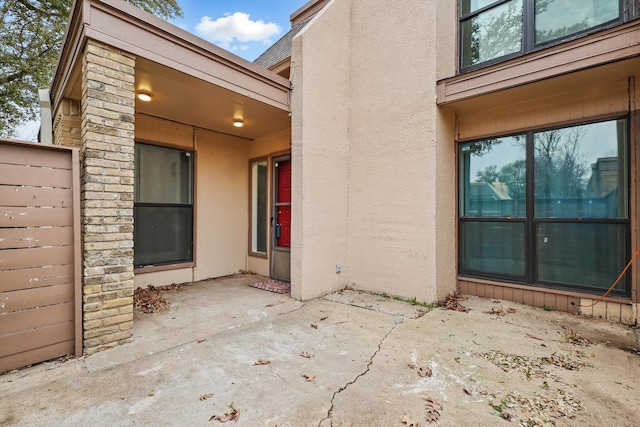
[1,277,639,426]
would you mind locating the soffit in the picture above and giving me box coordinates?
[52,0,291,139]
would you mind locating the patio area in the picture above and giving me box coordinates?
[1,274,639,426]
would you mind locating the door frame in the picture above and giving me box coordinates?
[270,153,291,281]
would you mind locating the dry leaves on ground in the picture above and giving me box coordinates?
[408,363,433,378]
[302,373,316,382]
[199,393,214,401]
[491,389,584,426]
[477,349,593,381]
[561,329,592,346]
[424,396,442,423]
[252,359,270,366]
[300,351,314,359]
[484,307,505,316]
[134,283,186,313]
[209,408,240,423]
[401,415,420,426]
[438,292,470,312]
[310,323,318,329]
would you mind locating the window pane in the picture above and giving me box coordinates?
[461,0,523,67]
[134,206,193,267]
[537,222,628,293]
[135,144,193,204]
[251,160,268,254]
[460,221,525,278]
[460,135,526,217]
[535,0,620,44]
[534,120,627,219]
[461,0,500,15]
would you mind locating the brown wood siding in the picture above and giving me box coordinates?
[0,140,81,373]
[458,278,609,316]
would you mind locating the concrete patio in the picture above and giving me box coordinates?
[1,274,639,426]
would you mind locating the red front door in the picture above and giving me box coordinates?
[272,155,291,281]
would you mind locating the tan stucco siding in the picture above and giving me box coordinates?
[291,0,351,300]
[136,114,193,148]
[346,0,456,302]
[193,129,250,281]
[290,0,457,302]
[133,117,252,287]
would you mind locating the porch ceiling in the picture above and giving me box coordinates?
[132,58,291,139]
[52,0,291,140]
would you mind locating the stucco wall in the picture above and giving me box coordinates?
[133,116,252,287]
[291,0,457,302]
[291,0,352,300]
[347,0,456,302]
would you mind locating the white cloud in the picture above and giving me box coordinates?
[195,12,280,49]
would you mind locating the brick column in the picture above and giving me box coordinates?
[53,99,82,148]
[80,40,136,354]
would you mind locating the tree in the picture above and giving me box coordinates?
[0,0,182,137]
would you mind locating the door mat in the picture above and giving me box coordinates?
[249,279,291,294]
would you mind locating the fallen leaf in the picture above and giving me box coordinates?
[507,307,516,313]
[265,303,274,307]
[197,338,206,343]
[319,316,329,321]
[417,367,432,377]
[300,351,314,359]
[527,333,544,341]
[484,307,504,316]
[302,373,316,382]
[199,393,214,401]
[463,388,472,395]
[407,363,418,370]
[424,396,442,422]
[253,359,271,366]
[401,415,419,426]
[209,408,240,423]
[310,323,318,329]
[438,292,470,312]
[148,390,155,397]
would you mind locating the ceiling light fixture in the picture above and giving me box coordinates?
[233,118,244,128]
[137,91,152,102]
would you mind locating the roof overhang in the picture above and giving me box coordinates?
[51,0,292,139]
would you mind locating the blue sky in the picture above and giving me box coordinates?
[171,0,310,61]
[15,0,310,139]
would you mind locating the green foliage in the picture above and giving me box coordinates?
[0,0,182,137]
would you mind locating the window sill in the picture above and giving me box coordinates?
[437,21,640,109]
[134,262,195,274]
[249,252,268,259]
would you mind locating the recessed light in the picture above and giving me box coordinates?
[233,118,244,128]
[137,91,152,102]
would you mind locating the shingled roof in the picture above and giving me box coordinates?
[254,18,312,70]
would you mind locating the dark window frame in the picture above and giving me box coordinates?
[134,142,195,269]
[458,116,631,296]
[459,0,629,72]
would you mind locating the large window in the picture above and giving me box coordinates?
[134,143,194,268]
[459,118,630,295]
[460,0,625,70]
[250,159,268,255]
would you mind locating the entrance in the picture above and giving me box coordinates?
[271,154,291,281]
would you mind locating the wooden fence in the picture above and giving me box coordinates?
[0,139,81,373]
